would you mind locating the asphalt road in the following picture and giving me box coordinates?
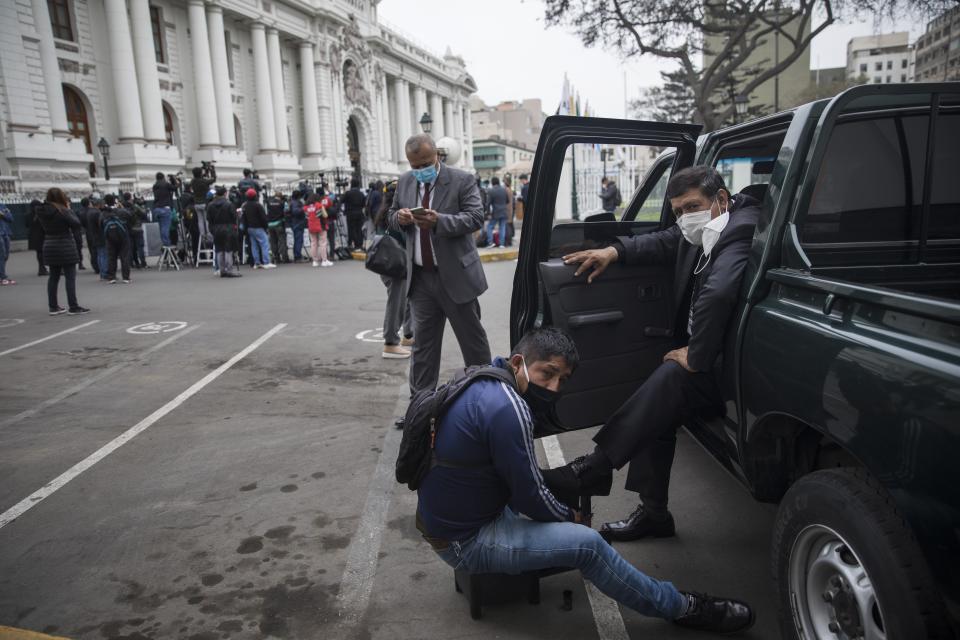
[0,250,779,640]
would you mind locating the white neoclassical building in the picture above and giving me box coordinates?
[0,0,477,196]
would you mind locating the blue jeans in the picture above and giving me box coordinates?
[97,246,107,278]
[0,234,9,279]
[486,216,507,246]
[291,222,305,260]
[436,507,686,619]
[153,207,173,246]
[247,227,270,265]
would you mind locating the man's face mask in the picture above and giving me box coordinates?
[521,356,559,415]
[676,198,720,246]
[412,163,438,184]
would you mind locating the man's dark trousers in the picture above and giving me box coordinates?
[593,360,723,508]
[104,228,131,281]
[408,266,491,395]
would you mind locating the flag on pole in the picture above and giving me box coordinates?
[558,74,571,115]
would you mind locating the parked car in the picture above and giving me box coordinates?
[511,83,960,640]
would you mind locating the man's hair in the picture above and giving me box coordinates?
[491,176,500,186]
[215,186,227,196]
[104,193,117,206]
[665,166,728,200]
[350,178,360,188]
[405,133,436,155]
[519,173,528,181]
[511,327,580,371]
[155,171,165,181]
[80,197,89,207]
[192,167,203,178]
[243,168,252,177]
[122,191,132,201]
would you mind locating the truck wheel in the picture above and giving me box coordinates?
[772,467,950,640]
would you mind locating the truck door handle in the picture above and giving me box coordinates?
[568,310,624,328]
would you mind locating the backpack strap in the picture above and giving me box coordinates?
[429,365,518,471]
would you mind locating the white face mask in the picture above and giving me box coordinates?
[676,201,716,245]
[694,200,731,274]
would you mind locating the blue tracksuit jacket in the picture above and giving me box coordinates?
[416,358,573,541]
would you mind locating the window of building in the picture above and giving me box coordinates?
[860,63,867,73]
[875,61,883,71]
[162,103,175,145]
[234,115,244,151]
[886,75,892,83]
[48,0,74,41]
[874,76,882,83]
[63,85,93,176]
[887,60,893,70]
[150,6,165,64]
[902,58,909,68]
[224,30,234,81]
[902,74,908,82]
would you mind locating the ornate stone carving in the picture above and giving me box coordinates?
[328,43,342,76]
[343,60,370,109]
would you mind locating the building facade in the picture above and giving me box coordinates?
[846,32,914,84]
[470,97,545,152]
[472,137,534,181]
[914,5,960,82]
[0,0,477,196]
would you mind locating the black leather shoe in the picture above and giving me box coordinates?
[673,591,755,634]
[541,454,613,503]
[599,504,676,541]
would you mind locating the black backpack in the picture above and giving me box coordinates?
[396,365,516,491]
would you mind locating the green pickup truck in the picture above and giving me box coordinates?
[511,83,960,639]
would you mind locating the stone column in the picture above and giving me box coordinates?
[266,28,289,151]
[457,102,467,165]
[250,23,276,152]
[430,92,444,139]
[378,73,392,162]
[104,0,145,141]
[464,100,474,168]
[29,0,69,134]
[413,86,427,134]
[299,41,322,156]
[443,98,454,142]
[186,0,220,146]
[128,0,165,142]
[394,77,411,157]
[206,4,235,147]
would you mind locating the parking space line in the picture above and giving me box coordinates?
[0,323,287,530]
[333,387,407,636]
[0,324,201,429]
[542,435,630,640]
[0,320,100,358]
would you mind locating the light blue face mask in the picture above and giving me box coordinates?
[412,163,438,184]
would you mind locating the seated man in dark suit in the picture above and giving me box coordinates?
[552,166,761,542]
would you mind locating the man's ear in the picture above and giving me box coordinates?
[508,353,523,374]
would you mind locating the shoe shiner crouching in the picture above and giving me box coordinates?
[412,327,755,633]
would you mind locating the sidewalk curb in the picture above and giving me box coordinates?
[0,627,69,640]
[351,249,519,264]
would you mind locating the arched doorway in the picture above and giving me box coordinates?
[63,84,94,176]
[347,116,361,181]
[161,101,179,149]
[234,115,244,152]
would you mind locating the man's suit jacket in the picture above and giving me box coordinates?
[388,164,487,304]
[615,194,760,372]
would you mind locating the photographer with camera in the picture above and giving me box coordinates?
[152,172,179,248]
[122,192,148,270]
[185,163,217,261]
[238,168,260,198]
[266,191,289,264]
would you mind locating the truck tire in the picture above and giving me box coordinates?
[772,467,951,640]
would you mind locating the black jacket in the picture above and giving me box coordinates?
[341,188,366,217]
[38,204,82,266]
[26,201,45,250]
[241,201,268,229]
[152,180,176,208]
[615,194,760,372]
[84,206,104,247]
[266,197,285,225]
[99,207,133,236]
[206,197,239,251]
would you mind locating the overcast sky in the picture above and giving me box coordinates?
[377,0,928,118]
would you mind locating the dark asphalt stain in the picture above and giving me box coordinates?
[288,473,298,478]
[370,446,381,453]
[239,482,257,491]
[187,596,205,605]
[410,570,428,582]
[217,619,244,633]
[280,484,298,493]
[264,525,296,540]
[226,566,236,573]
[386,514,421,542]
[320,533,351,549]
[186,633,219,640]
[199,603,219,614]
[312,513,332,528]
[145,552,166,560]
[236,536,263,554]
[285,576,310,587]
[189,550,208,560]
[310,471,326,479]
[270,549,290,559]
[258,583,331,638]
[201,573,223,587]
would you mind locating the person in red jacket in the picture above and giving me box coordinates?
[305,194,332,267]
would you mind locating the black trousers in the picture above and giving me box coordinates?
[593,360,723,508]
[268,225,288,262]
[347,214,363,250]
[47,264,78,310]
[72,229,84,267]
[105,229,131,280]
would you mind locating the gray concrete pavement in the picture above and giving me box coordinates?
[0,250,779,639]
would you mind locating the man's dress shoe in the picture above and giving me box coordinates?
[599,504,676,541]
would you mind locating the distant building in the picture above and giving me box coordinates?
[810,67,849,87]
[703,8,811,116]
[470,99,545,152]
[847,33,914,84]
[472,138,535,180]
[914,5,960,82]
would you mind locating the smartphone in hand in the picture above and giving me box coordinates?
[410,207,426,217]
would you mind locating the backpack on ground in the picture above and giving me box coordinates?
[396,365,516,491]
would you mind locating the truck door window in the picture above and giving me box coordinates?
[800,113,929,265]
[929,111,960,241]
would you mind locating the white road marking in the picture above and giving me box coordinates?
[354,328,385,343]
[126,321,188,335]
[333,387,406,634]
[0,318,26,329]
[0,323,286,530]
[542,435,630,640]
[0,324,201,428]
[0,320,100,357]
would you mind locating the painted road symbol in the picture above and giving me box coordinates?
[127,321,189,335]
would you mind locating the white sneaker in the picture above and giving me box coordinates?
[321,260,334,267]
[263,263,277,269]
[254,264,262,269]
[382,345,411,359]
[312,260,319,267]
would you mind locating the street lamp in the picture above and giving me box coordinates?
[97,137,111,181]
[735,95,749,121]
[419,112,433,134]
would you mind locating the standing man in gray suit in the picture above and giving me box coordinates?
[389,134,492,396]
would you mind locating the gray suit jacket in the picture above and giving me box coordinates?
[388,164,487,304]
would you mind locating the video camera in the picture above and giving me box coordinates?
[200,160,217,180]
